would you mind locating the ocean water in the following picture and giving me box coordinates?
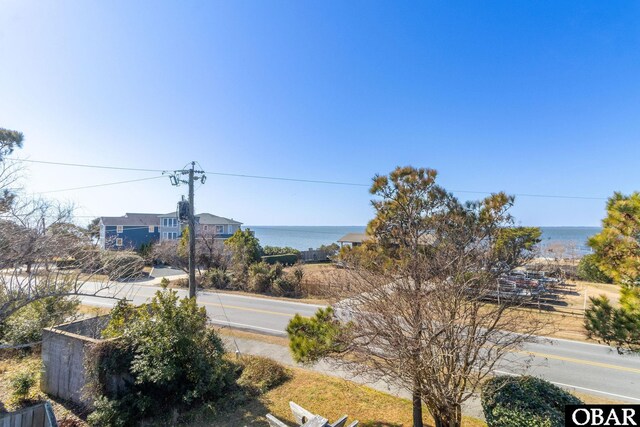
[247,225,602,254]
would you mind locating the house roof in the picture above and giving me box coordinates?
[337,232,436,245]
[337,233,370,244]
[100,213,161,226]
[100,212,242,226]
[195,213,242,225]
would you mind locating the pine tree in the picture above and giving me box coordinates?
[585,192,640,353]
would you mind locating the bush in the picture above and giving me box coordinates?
[88,290,234,426]
[100,251,145,280]
[237,356,289,395]
[87,396,128,427]
[174,277,189,288]
[577,254,612,283]
[263,246,300,256]
[272,276,301,297]
[248,262,272,293]
[203,268,230,289]
[1,296,79,345]
[481,375,582,427]
[262,254,299,266]
[10,370,36,402]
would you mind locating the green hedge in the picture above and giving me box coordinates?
[481,375,582,427]
[261,254,299,266]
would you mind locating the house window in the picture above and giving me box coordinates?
[115,238,123,246]
[215,225,224,234]
[163,232,178,240]
[203,225,208,231]
[163,218,178,228]
[149,226,155,232]
[116,225,123,233]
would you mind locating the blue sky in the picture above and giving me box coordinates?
[1,1,639,226]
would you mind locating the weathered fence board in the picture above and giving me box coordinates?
[0,402,57,427]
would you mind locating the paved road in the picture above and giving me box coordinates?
[80,282,640,403]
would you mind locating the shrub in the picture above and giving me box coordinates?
[203,268,230,289]
[263,246,300,256]
[577,254,612,283]
[160,277,170,288]
[248,262,272,293]
[88,290,234,425]
[10,370,36,402]
[237,356,289,395]
[87,396,129,427]
[174,277,189,288]
[100,251,145,280]
[318,243,340,256]
[1,296,79,345]
[261,254,299,266]
[272,276,301,297]
[481,375,582,427]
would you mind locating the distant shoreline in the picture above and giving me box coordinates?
[245,225,600,253]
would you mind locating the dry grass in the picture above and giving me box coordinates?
[199,367,486,427]
[289,263,352,299]
[77,305,111,317]
[216,327,290,347]
[0,350,622,427]
[0,351,87,425]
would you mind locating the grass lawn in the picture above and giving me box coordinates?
[0,350,485,427]
[1,347,622,427]
[196,367,486,427]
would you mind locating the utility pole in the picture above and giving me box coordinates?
[187,163,196,298]
[166,162,206,299]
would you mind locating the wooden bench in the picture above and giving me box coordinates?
[266,401,358,427]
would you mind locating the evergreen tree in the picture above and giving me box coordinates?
[585,192,640,353]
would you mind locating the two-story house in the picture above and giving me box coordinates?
[99,213,161,250]
[99,212,242,250]
[196,213,241,238]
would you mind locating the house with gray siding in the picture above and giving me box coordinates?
[99,211,242,250]
[196,213,241,238]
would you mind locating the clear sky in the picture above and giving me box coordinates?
[1,1,639,226]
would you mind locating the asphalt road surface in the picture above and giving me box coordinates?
[80,282,640,403]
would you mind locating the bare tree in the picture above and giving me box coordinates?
[287,167,546,427]
[0,198,139,329]
[153,229,228,275]
[0,130,136,343]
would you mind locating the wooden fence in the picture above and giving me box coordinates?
[0,402,57,427]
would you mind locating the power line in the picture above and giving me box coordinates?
[203,170,369,187]
[10,158,165,173]
[36,176,165,194]
[9,157,609,200]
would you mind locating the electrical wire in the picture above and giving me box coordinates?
[35,176,166,194]
[9,157,609,200]
[10,158,166,173]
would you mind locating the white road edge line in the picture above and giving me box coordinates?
[209,319,287,336]
[494,370,640,402]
